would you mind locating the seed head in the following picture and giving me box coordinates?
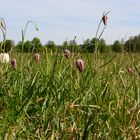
[76,59,85,72]
[0,19,5,30]
[64,49,71,58]
[34,53,40,63]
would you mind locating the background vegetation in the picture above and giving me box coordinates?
[1,34,140,54]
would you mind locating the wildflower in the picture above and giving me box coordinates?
[102,15,108,26]
[128,67,134,74]
[76,59,85,72]
[11,58,17,69]
[34,53,40,63]
[0,53,9,63]
[64,49,71,58]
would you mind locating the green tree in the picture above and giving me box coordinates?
[0,40,15,53]
[90,38,99,53]
[68,39,79,52]
[16,40,33,53]
[81,38,108,53]
[61,40,68,50]
[112,40,123,52]
[81,38,91,52]
[16,40,32,53]
[16,41,22,52]
[24,40,32,52]
[124,35,140,52]
[98,39,108,52]
[45,40,57,52]
[31,37,43,52]
[81,38,97,53]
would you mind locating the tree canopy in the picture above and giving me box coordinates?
[1,34,140,53]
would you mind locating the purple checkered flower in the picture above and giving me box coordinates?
[34,53,40,63]
[76,59,85,72]
[11,58,17,69]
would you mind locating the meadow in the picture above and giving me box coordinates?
[0,13,140,139]
[0,51,140,139]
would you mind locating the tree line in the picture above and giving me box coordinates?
[1,34,140,53]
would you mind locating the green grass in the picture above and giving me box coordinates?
[0,51,140,139]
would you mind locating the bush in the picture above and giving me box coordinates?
[0,40,14,53]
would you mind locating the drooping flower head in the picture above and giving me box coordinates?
[0,53,9,63]
[76,59,85,72]
[11,58,17,69]
[128,67,134,74]
[102,11,110,26]
[64,49,71,58]
[34,53,40,63]
[102,14,108,26]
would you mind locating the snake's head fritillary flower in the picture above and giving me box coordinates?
[102,15,108,26]
[76,59,85,72]
[0,53,9,63]
[64,49,71,58]
[11,58,17,69]
[128,67,134,74]
[34,53,40,63]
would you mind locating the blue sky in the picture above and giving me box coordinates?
[0,0,140,44]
